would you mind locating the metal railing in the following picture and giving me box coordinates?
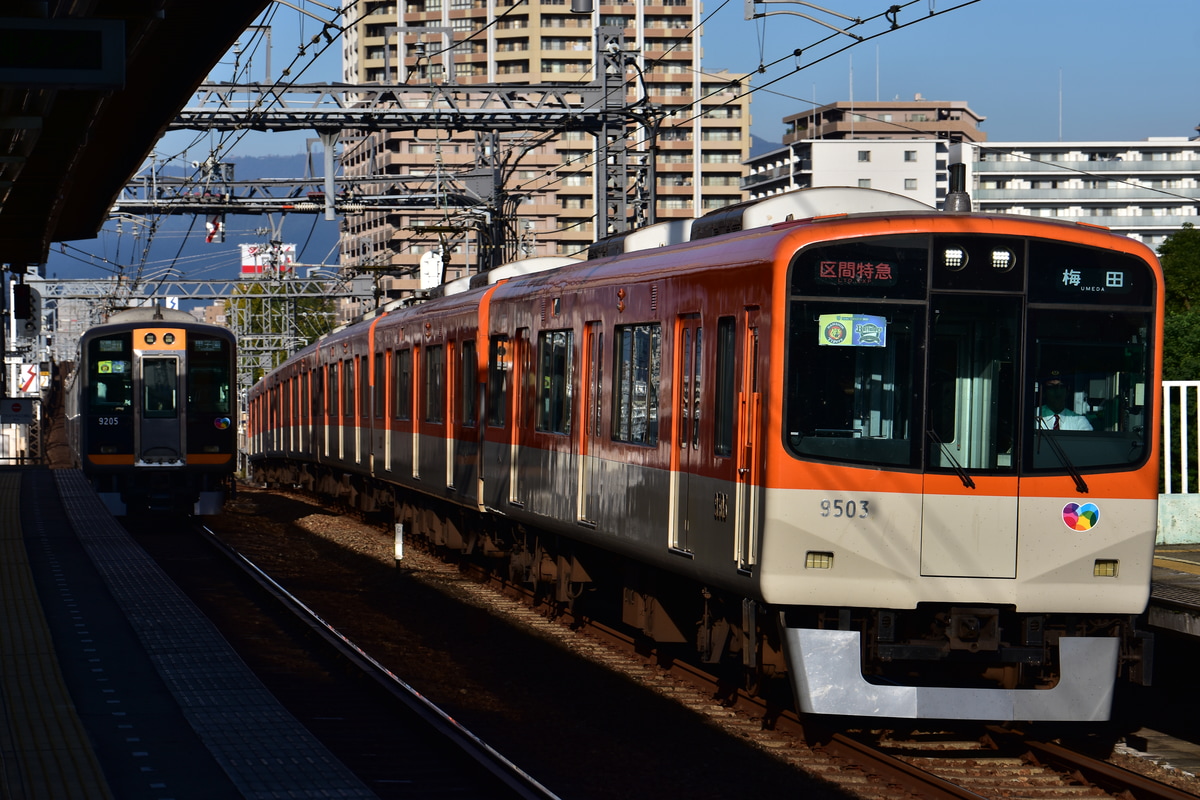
[1162,381,1200,493]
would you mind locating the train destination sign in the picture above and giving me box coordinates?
[816,259,897,286]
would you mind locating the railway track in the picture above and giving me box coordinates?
[185,484,1200,800]
[123,514,559,800]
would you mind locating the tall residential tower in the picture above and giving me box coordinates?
[340,0,750,294]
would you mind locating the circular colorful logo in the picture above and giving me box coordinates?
[214,417,231,431]
[1063,502,1099,531]
[823,321,847,344]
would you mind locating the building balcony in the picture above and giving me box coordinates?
[975,188,1200,201]
[975,159,1200,174]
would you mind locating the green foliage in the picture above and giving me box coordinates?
[1160,222,1200,316]
[1162,312,1200,381]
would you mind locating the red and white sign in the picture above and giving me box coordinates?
[240,243,296,274]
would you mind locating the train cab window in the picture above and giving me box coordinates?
[89,335,132,410]
[785,303,920,467]
[537,330,573,435]
[612,323,659,445]
[188,336,231,414]
[424,344,445,424]
[926,296,1019,472]
[487,336,510,428]
[1025,308,1151,471]
[394,349,412,420]
[142,358,178,419]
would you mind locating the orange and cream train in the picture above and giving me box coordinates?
[67,306,238,515]
[247,187,1161,721]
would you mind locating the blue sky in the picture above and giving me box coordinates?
[53,1,1194,281]
[180,0,1200,160]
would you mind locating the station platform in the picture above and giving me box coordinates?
[0,468,377,800]
[1149,544,1200,637]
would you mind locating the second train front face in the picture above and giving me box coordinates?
[772,232,1157,613]
[84,325,235,471]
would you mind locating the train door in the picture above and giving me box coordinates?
[734,309,762,572]
[578,322,603,525]
[922,295,1020,578]
[138,356,183,462]
[377,350,389,474]
[670,314,702,552]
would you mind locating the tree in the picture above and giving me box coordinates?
[1159,223,1200,381]
[1160,222,1200,316]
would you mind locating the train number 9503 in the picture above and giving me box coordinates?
[820,498,870,518]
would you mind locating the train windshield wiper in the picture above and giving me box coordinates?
[1035,417,1089,494]
[926,429,975,489]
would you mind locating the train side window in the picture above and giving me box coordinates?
[487,336,510,428]
[714,317,736,456]
[537,330,573,435]
[461,339,477,427]
[359,356,370,417]
[374,352,385,419]
[329,362,340,418]
[612,323,660,445]
[312,367,324,417]
[394,349,412,420]
[343,358,355,418]
[424,344,445,424]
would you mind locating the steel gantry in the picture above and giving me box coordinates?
[158,27,657,250]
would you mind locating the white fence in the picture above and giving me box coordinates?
[1160,381,1200,543]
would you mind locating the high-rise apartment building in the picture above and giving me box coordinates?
[339,0,750,292]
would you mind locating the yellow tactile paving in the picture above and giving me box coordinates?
[0,471,113,800]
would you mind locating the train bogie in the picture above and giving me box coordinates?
[247,188,1162,722]
[66,306,237,515]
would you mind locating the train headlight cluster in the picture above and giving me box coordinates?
[1093,559,1119,578]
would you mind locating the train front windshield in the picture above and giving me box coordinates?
[784,234,1155,476]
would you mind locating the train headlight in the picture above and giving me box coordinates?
[990,247,1016,272]
[941,246,967,271]
[163,333,176,345]
[805,551,834,569]
[1093,559,1119,577]
[144,333,157,345]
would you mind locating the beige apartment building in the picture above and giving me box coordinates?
[339,0,750,290]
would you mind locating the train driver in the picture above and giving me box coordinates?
[1037,373,1092,431]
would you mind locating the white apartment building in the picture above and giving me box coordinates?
[744,100,1200,250]
[967,138,1200,251]
[744,138,951,208]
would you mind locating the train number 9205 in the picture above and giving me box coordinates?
[97,417,121,426]
[820,498,870,518]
